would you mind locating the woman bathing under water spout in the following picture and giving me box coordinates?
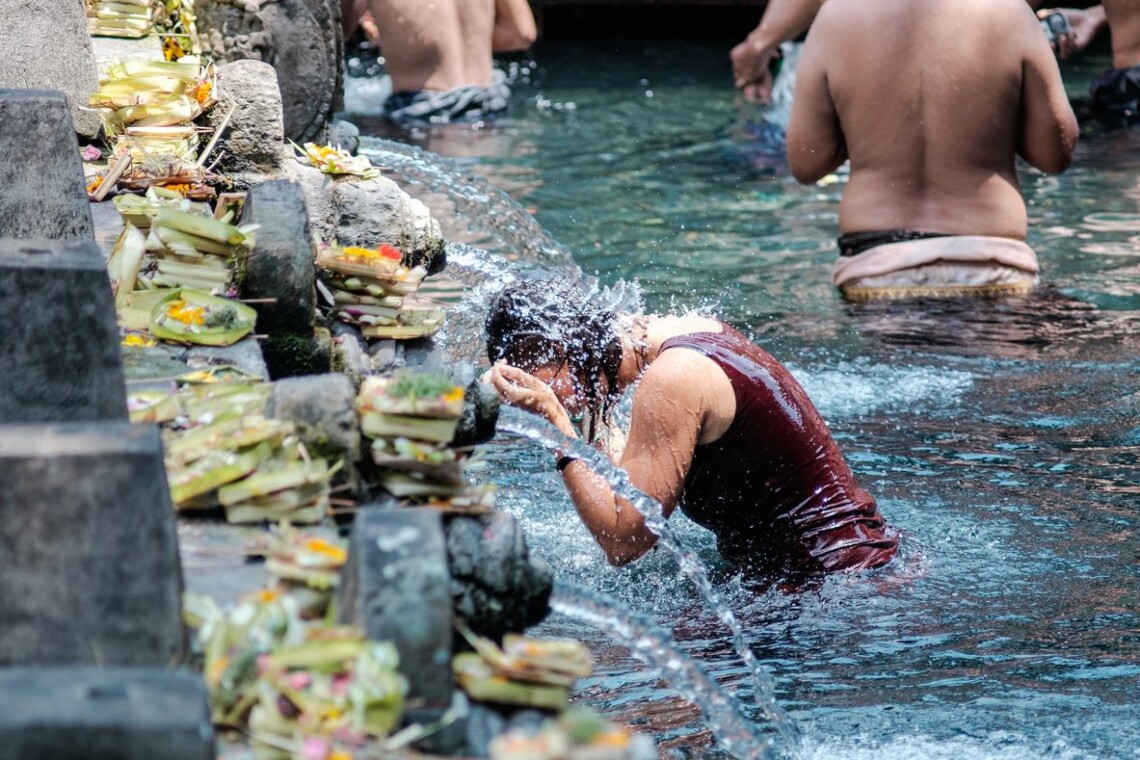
[484,279,898,576]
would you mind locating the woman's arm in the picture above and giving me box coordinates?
[489,351,715,565]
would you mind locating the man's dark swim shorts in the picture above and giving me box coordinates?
[1090,65,1140,123]
[383,71,510,123]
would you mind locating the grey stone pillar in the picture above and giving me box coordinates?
[0,423,185,666]
[243,179,317,335]
[0,667,215,760]
[0,238,127,422]
[338,507,455,709]
[0,90,96,242]
[0,4,100,137]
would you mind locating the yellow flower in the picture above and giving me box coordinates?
[329,751,353,760]
[207,655,230,685]
[162,36,187,62]
[341,246,379,261]
[442,386,465,403]
[121,333,156,348]
[165,299,205,326]
[256,589,278,603]
[304,538,347,564]
[86,176,103,195]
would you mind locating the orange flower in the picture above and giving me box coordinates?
[442,386,465,404]
[191,80,213,106]
[594,731,631,747]
[86,176,104,195]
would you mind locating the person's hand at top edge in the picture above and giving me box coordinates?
[493,0,538,52]
[1037,5,1108,58]
[730,38,779,104]
[731,0,825,104]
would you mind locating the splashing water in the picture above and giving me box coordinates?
[362,138,577,266]
[495,407,803,755]
[552,581,774,759]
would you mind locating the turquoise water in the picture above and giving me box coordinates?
[354,36,1140,760]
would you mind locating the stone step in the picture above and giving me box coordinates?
[0,667,214,760]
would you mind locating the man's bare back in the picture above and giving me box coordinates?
[1101,1,1140,67]
[787,0,1078,240]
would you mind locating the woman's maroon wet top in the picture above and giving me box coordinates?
[660,328,898,575]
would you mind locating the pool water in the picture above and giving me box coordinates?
[353,35,1140,760]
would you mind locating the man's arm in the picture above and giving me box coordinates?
[492,0,537,52]
[786,13,847,184]
[1019,6,1080,173]
[1037,5,1107,57]
[730,0,824,104]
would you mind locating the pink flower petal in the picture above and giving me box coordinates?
[301,737,330,760]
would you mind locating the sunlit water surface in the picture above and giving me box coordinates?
[351,37,1140,759]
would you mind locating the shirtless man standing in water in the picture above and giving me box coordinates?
[784,0,1078,300]
[341,0,536,121]
[1039,2,1140,120]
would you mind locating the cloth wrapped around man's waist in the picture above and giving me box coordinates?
[831,233,1039,300]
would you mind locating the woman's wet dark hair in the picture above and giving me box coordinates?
[485,279,624,440]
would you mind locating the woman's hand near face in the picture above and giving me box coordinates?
[486,363,578,437]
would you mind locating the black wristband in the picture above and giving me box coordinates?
[556,455,579,472]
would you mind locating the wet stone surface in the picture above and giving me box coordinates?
[268,373,361,461]
[446,511,553,641]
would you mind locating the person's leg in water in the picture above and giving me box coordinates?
[363,0,516,121]
[367,0,489,94]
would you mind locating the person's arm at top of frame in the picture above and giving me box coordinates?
[1017,3,1080,173]
[731,0,825,104]
[493,0,538,52]
[1036,5,1107,58]
[489,352,708,566]
[785,9,847,184]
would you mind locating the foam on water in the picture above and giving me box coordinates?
[787,361,975,419]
